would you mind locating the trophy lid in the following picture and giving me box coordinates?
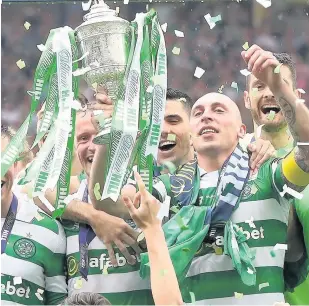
[83,0,118,22]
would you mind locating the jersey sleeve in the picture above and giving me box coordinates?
[44,221,68,305]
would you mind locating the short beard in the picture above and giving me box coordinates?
[251,110,287,133]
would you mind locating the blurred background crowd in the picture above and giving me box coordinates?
[1,0,309,136]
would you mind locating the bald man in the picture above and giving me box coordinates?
[119,88,309,304]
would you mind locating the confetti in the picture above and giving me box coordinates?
[279,184,303,200]
[146,85,154,93]
[74,278,83,289]
[297,142,309,146]
[16,59,26,70]
[94,183,101,201]
[116,7,120,14]
[82,0,92,11]
[267,110,276,121]
[240,69,251,76]
[213,245,223,255]
[211,14,222,24]
[160,269,168,276]
[274,63,283,74]
[167,133,176,141]
[37,44,47,52]
[174,30,184,38]
[296,99,305,104]
[157,196,171,221]
[161,23,167,33]
[190,292,196,304]
[256,124,265,138]
[194,67,205,78]
[102,265,109,275]
[24,21,31,30]
[242,42,249,51]
[35,213,44,221]
[270,250,276,257]
[204,13,216,29]
[124,0,129,4]
[72,66,91,76]
[259,282,270,290]
[175,215,188,230]
[218,85,224,93]
[234,292,243,299]
[297,88,306,94]
[172,47,181,55]
[13,276,22,285]
[231,82,238,92]
[170,206,180,214]
[247,267,254,274]
[274,243,288,251]
[256,0,271,8]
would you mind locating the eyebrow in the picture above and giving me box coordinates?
[192,102,227,113]
[165,114,182,120]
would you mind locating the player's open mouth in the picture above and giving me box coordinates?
[261,105,281,115]
[159,141,176,152]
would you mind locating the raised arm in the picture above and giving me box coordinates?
[242,45,309,190]
[122,172,183,306]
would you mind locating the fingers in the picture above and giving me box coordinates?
[133,191,141,208]
[251,52,274,74]
[250,140,273,170]
[105,243,118,267]
[122,195,137,217]
[134,171,146,196]
[247,49,262,71]
[243,44,261,61]
[95,92,112,105]
[114,240,136,265]
[121,232,142,256]
[261,58,279,71]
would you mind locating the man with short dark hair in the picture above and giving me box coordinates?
[243,47,309,305]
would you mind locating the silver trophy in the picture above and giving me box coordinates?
[75,0,130,101]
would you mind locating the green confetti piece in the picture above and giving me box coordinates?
[234,292,243,299]
[145,262,150,267]
[74,278,83,290]
[259,282,270,291]
[211,14,222,23]
[167,133,176,141]
[94,182,101,201]
[231,81,238,92]
[182,247,191,252]
[242,42,249,50]
[160,269,168,276]
[270,250,276,257]
[267,110,276,121]
[190,292,196,304]
[176,215,188,230]
[102,265,109,275]
[274,63,283,74]
[170,206,180,214]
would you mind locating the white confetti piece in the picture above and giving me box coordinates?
[259,282,270,290]
[72,66,91,77]
[194,67,205,78]
[74,278,83,289]
[204,13,216,29]
[240,69,251,76]
[35,213,44,221]
[37,44,47,52]
[161,23,167,33]
[146,85,154,93]
[297,88,306,94]
[234,292,243,299]
[174,30,184,38]
[124,0,129,4]
[274,243,288,251]
[247,267,254,274]
[13,276,22,285]
[256,0,271,8]
[218,85,224,93]
[24,21,31,30]
[242,42,249,50]
[297,142,309,146]
[157,196,171,221]
[267,110,276,121]
[16,59,26,69]
[172,47,181,55]
[167,133,176,141]
[116,7,120,14]
[256,124,265,138]
[82,0,92,11]
[296,99,305,104]
[231,82,238,92]
[279,184,303,200]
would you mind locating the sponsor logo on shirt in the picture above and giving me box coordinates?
[1,281,31,298]
[13,238,36,259]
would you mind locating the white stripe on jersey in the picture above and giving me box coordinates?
[186,292,285,305]
[68,271,151,295]
[187,246,285,277]
[67,235,108,255]
[45,275,67,293]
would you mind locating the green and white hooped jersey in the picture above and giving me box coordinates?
[1,192,67,305]
[63,179,153,305]
[154,158,291,305]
